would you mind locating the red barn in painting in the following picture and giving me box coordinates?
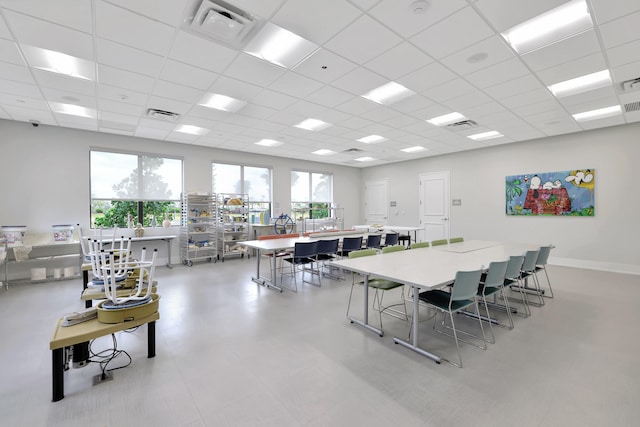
[523,188,571,215]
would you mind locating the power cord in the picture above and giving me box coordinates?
[88,333,132,380]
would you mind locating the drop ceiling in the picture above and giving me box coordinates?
[0,0,639,167]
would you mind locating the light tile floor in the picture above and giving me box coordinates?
[0,258,639,426]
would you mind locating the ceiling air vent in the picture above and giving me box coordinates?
[621,77,640,92]
[147,109,180,122]
[446,119,478,129]
[342,148,364,154]
[624,101,640,112]
[188,0,256,47]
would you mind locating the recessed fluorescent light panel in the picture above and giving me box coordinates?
[243,22,318,69]
[572,105,621,122]
[361,81,415,105]
[22,45,95,80]
[549,70,611,98]
[176,125,209,135]
[426,112,466,126]
[312,149,336,155]
[294,118,332,131]
[467,131,503,141]
[49,102,96,118]
[401,146,427,153]
[355,157,375,162]
[501,0,593,54]
[198,93,247,112]
[255,139,283,147]
[357,135,387,144]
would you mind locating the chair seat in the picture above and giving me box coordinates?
[354,278,403,291]
[284,257,314,265]
[316,253,337,261]
[418,289,474,311]
[477,284,501,297]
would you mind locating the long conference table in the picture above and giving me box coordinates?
[328,240,542,364]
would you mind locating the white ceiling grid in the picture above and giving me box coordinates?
[0,0,638,167]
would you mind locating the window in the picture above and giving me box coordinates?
[212,163,272,224]
[291,171,333,221]
[90,150,183,228]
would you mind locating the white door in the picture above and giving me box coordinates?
[419,171,450,241]
[365,179,388,225]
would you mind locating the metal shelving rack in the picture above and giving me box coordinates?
[217,193,250,262]
[181,193,217,266]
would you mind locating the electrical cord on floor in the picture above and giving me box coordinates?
[88,333,132,380]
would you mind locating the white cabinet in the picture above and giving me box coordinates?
[180,193,217,266]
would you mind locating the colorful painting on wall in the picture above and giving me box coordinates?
[505,169,595,216]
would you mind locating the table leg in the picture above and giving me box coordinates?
[83,269,92,308]
[147,321,156,358]
[348,274,383,337]
[165,239,173,269]
[250,249,283,292]
[52,348,65,402]
[393,286,441,363]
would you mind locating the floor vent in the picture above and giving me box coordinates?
[147,109,180,122]
[624,101,640,112]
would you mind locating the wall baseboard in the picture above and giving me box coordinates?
[550,257,640,276]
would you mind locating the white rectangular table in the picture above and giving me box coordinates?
[329,240,542,364]
[84,235,177,268]
[353,225,421,246]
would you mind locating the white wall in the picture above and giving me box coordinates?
[361,123,640,274]
[0,119,362,265]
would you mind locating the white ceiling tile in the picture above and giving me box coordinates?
[0,78,41,99]
[337,116,376,130]
[0,106,12,119]
[169,31,238,73]
[56,116,97,131]
[590,0,640,25]
[0,61,34,85]
[159,59,218,91]
[521,30,601,72]
[97,83,149,106]
[410,7,494,59]
[511,99,564,117]
[330,67,387,96]
[499,88,555,109]
[33,70,94,96]
[474,0,568,32]
[465,57,530,88]
[268,72,324,98]
[153,80,203,104]
[3,104,56,123]
[41,87,96,108]
[137,117,178,130]
[364,42,433,80]
[361,106,402,123]
[484,74,546,99]
[98,99,146,117]
[390,94,436,115]
[334,96,379,115]
[423,78,476,103]
[0,39,22,65]
[578,114,625,130]
[272,0,361,44]
[558,86,618,108]
[0,92,48,110]
[225,0,285,19]
[98,110,139,126]
[462,101,508,120]
[294,49,358,84]
[565,95,621,115]
[536,52,608,86]
[98,65,156,94]
[103,0,190,27]
[445,90,494,111]
[324,14,403,64]
[97,38,163,77]
[251,89,297,110]
[305,86,354,108]
[369,0,467,38]
[5,10,94,60]
[599,10,640,48]
[207,76,262,101]
[283,99,326,117]
[611,59,640,84]
[606,39,640,68]
[0,14,11,39]
[95,1,176,57]
[441,35,515,76]
[224,53,286,87]
[1,0,93,33]
[397,62,457,93]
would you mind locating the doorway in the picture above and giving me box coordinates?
[419,171,450,242]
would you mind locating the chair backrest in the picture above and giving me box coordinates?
[484,260,509,288]
[384,233,399,246]
[431,239,448,246]
[293,241,318,258]
[521,250,540,273]
[505,255,524,280]
[382,244,405,254]
[366,234,382,249]
[451,269,483,301]
[342,236,363,251]
[536,245,552,266]
[317,239,339,255]
[449,237,464,243]
[410,241,430,249]
[348,248,377,259]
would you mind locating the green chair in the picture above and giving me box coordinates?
[431,239,448,246]
[535,245,554,298]
[346,248,407,331]
[449,237,464,243]
[519,249,544,307]
[503,255,530,317]
[409,241,430,249]
[477,260,509,343]
[418,268,486,368]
